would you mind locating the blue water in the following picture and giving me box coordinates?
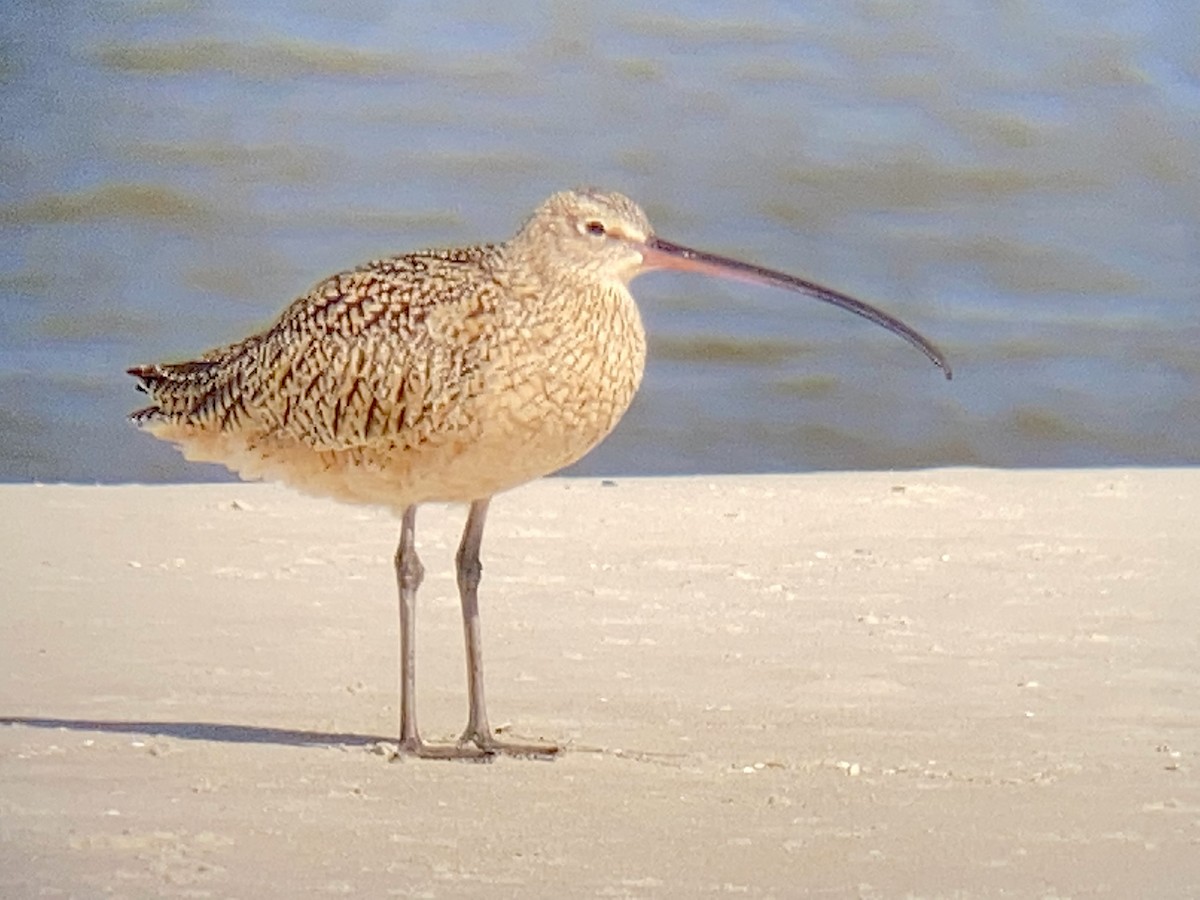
[3,1,1199,483]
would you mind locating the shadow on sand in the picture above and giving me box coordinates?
[0,716,390,748]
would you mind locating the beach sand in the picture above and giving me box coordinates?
[2,469,1198,897]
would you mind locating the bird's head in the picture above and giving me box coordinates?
[513,188,657,286]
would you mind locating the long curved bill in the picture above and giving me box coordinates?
[638,235,952,380]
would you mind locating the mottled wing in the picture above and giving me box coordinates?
[129,245,508,453]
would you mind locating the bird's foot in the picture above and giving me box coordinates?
[459,727,560,760]
[393,735,494,762]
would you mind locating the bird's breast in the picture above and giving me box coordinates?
[468,281,647,477]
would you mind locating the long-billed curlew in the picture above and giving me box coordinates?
[129,188,951,760]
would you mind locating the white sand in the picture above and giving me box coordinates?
[2,469,1198,897]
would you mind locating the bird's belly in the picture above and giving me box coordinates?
[411,355,641,501]
[359,328,645,507]
[401,302,648,502]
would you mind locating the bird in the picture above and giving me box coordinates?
[128,188,951,761]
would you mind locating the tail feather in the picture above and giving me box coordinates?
[129,404,162,426]
[126,358,239,429]
[127,359,220,386]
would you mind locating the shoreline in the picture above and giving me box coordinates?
[3,469,1199,896]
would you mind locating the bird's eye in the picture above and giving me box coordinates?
[583,220,606,236]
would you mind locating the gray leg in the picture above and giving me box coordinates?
[456,497,558,757]
[393,505,488,761]
[394,506,424,753]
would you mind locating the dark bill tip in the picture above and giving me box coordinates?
[640,236,952,380]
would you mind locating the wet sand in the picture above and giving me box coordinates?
[2,470,1198,897]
